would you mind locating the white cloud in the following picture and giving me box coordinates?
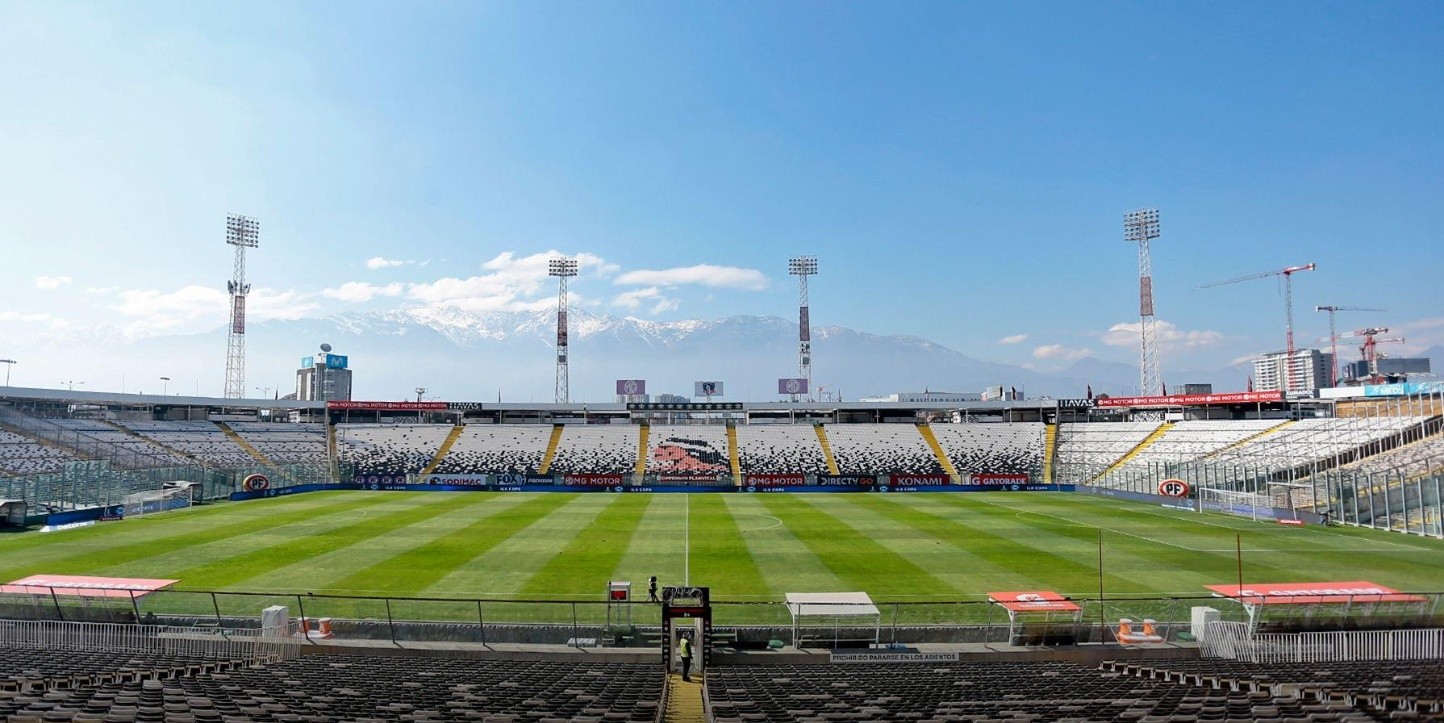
[365,256,408,269]
[111,285,319,335]
[612,287,664,311]
[1405,317,1444,331]
[997,333,1028,345]
[614,264,769,291]
[34,275,72,290]
[1101,320,1224,350]
[1032,344,1092,361]
[322,281,404,303]
[406,250,612,313]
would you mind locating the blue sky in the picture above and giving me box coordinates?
[1,1,1441,392]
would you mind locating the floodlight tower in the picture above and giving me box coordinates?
[788,256,818,401]
[549,256,579,404]
[1124,209,1163,397]
[223,214,260,399]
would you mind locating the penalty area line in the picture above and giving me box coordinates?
[970,497,1207,553]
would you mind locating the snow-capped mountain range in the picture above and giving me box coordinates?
[29,306,1274,402]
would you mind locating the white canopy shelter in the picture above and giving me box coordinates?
[785,592,881,648]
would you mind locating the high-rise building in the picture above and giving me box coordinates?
[296,345,353,401]
[1252,348,1332,393]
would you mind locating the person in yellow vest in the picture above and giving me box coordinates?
[678,632,694,682]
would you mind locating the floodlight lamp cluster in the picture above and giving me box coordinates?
[1123,208,1160,242]
[548,257,579,277]
[226,214,260,248]
[788,256,818,276]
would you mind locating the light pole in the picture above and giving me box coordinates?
[62,380,84,391]
[160,376,171,396]
[0,359,14,386]
[255,385,272,400]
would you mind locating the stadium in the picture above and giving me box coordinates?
[4,5,1444,720]
[2,364,1443,720]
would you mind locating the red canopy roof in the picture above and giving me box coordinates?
[0,575,179,598]
[988,590,1081,613]
[1206,580,1426,605]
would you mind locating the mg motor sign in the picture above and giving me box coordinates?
[1096,390,1284,408]
[564,474,625,486]
[744,474,806,486]
[1157,478,1191,498]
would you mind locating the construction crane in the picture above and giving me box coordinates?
[1200,263,1316,391]
[1315,305,1386,386]
[1341,328,1405,384]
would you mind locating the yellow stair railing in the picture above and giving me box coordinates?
[814,425,841,476]
[1092,422,1173,484]
[634,422,650,483]
[217,421,278,469]
[916,424,962,483]
[538,424,565,475]
[1042,423,1058,483]
[420,424,465,476]
[727,424,742,486]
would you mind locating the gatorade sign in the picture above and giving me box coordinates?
[1158,478,1190,498]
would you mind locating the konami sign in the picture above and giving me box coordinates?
[1096,391,1284,408]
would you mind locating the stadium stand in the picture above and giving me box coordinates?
[1103,658,1444,719]
[224,422,328,465]
[1111,419,1288,471]
[47,419,194,467]
[0,429,84,476]
[1201,416,1432,485]
[824,423,943,475]
[704,659,1379,723]
[119,421,257,467]
[735,424,829,475]
[1339,427,1444,477]
[0,652,663,722]
[1053,421,1163,483]
[335,423,451,476]
[930,422,1046,476]
[430,424,553,475]
[645,424,732,476]
[546,424,640,475]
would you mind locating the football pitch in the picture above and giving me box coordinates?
[3,490,1442,621]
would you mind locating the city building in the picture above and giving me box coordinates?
[296,346,353,401]
[1252,348,1332,393]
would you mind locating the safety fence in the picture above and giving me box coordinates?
[2,588,1438,649]
[0,618,298,664]
[1201,620,1444,663]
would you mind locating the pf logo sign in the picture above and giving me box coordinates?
[1158,478,1191,498]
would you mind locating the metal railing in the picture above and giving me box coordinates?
[0,618,297,663]
[1202,620,1444,663]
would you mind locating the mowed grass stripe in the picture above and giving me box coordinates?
[260,492,537,595]
[791,495,977,596]
[841,494,1056,592]
[723,495,845,594]
[521,494,652,596]
[612,495,687,597]
[107,493,483,589]
[953,494,1355,593]
[0,492,400,583]
[911,494,1160,596]
[326,493,576,595]
[424,494,604,597]
[683,494,771,600]
[755,494,952,597]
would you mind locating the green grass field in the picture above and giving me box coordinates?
[3,490,1442,624]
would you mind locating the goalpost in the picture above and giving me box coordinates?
[1196,483,1306,522]
[122,487,193,519]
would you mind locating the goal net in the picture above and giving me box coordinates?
[1197,487,1276,522]
[122,487,193,519]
